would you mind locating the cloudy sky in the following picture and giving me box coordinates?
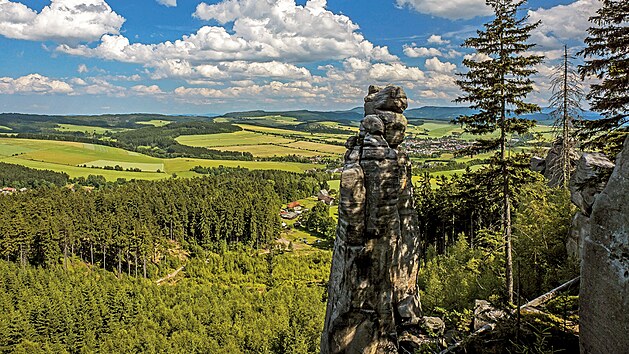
[0,0,600,114]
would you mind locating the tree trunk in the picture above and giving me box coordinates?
[562,45,570,188]
[143,255,147,278]
[500,34,514,304]
[90,243,94,265]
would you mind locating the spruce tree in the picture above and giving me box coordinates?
[454,0,543,303]
[549,45,584,188]
[578,0,628,156]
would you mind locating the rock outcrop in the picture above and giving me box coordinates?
[530,138,580,188]
[321,85,422,353]
[579,136,629,353]
[566,153,615,258]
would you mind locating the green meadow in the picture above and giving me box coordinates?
[55,124,129,134]
[135,119,172,127]
[0,138,322,181]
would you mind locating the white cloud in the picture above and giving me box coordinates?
[132,85,164,95]
[0,74,73,94]
[0,0,125,43]
[77,64,89,73]
[396,0,492,20]
[191,0,397,62]
[156,0,176,7]
[427,35,449,45]
[425,57,456,73]
[528,0,601,48]
[403,45,442,58]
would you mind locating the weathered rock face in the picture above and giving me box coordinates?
[566,153,615,259]
[544,138,580,187]
[579,136,629,353]
[321,85,421,353]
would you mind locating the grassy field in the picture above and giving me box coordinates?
[176,131,294,147]
[0,125,11,131]
[177,125,347,157]
[55,124,128,134]
[135,119,172,127]
[0,138,323,180]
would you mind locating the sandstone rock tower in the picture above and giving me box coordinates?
[579,135,629,353]
[321,85,421,353]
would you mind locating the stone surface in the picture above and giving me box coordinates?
[569,153,614,216]
[530,156,546,173]
[579,136,629,354]
[321,85,422,353]
[473,300,506,331]
[543,138,580,187]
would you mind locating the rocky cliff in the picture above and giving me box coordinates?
[321,85,422,353]
[579,135,629,353]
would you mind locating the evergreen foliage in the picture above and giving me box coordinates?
[0,162,69,189]
[454,0,544,303]
[578,0,629,155]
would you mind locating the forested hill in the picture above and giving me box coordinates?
[0,113,212,133]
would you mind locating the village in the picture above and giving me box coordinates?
[402,134,475,158]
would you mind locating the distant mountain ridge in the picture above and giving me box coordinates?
[219,106,602,125]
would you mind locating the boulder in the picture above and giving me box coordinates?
[473,300,506,331]
[579,136,629,353]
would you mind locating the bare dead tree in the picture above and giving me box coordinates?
[549,45,584,188]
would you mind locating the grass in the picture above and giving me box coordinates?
[0,138,324,180]
[135,120,172,127]
[176,131,295,147]
[0,125,11,131]
[216,144,335,157]
[55,124,128,134]
[0,156,168,180]
[283,141,346,155]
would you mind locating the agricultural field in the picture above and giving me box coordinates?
[0,138,323,181]
[177,124,349,157]
[55,124,129,134]
[0,125,11,130]
[135,119,172,127]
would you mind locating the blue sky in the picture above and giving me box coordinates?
[0,0,600,114]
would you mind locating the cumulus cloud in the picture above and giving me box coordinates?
[425,57,457,73]
[427,35,449,45]
[77,64,89,73]
[61,0,396,65]
[0,74,73,94]
[0,0,125,43]
[132,85,164,95]
[528,0,601,49]
[156,0,176,7]
[396,0,491,20]
[403,45,442,58]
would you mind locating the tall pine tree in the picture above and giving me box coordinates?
[578,0,629,156]
[454,0,543,303]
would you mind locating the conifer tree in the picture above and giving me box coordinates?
[454,0,543,303]
[549,45,584,188]
[578,0,628,156]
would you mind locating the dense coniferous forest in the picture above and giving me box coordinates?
[0,168,330,270]
[0,163,69,188]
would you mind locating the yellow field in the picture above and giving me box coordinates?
[135,120,172,127]
[283,141,346,155]
[216,144,334,157]
[176,131,295,147]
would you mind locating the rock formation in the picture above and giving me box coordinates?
[566,153,615,258]
[579,136,629,353]
[321,85,422,353]
[530,138,580,188]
